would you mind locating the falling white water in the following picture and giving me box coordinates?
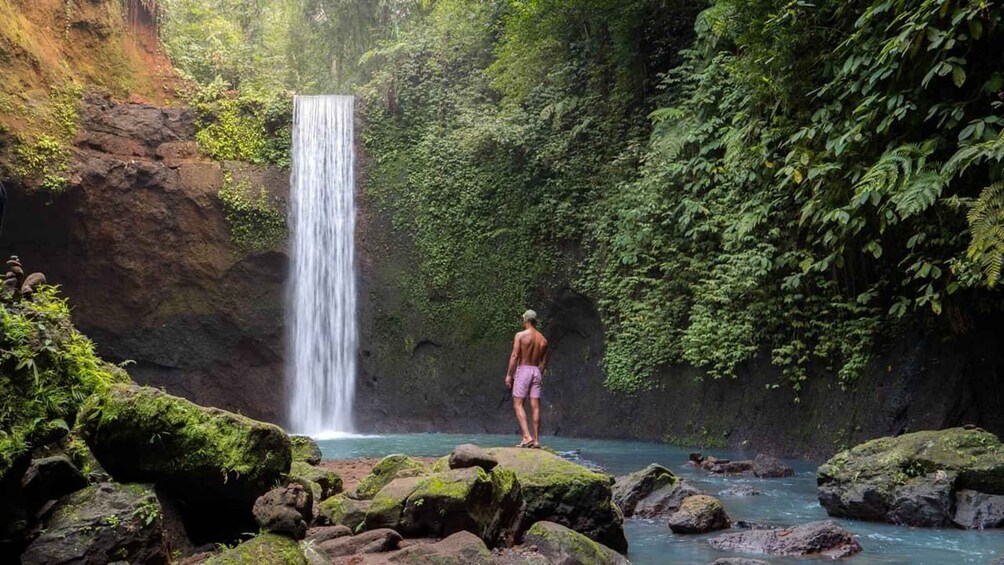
[288,95,357,435]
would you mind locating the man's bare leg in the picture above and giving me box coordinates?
[512,397,532,445]
[530,397,541,447]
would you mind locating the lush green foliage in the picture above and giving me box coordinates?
[0,286,127,479]
[217,173,287,251]
[190,78,293,167]
[160,0,1004,393]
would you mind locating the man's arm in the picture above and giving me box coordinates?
[505,334,521,388]
[538,342,549,373]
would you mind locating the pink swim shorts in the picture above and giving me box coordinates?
[512,365,542,399]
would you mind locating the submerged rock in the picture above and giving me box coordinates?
[708,520,861,559]
[21,482,168,565]
[253,483,313,540]
[719,486,761,497]
[752,454,794,478]
[707,559,770,565]
[356,455,428,499]
[523,521,629,565]
[365,467,523,548]
[290,436,323,465]
[77,384,291,537]
[667,495,731,534]
[204,533,307,565]
[486,447,628,553]
[817,427,1004,528]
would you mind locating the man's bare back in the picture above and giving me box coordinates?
[512,327,548,369]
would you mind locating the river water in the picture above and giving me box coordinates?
[317,433,1003,564]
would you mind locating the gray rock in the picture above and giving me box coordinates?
[887,473,956,527]
[954,490,1004,529]
[21,455,88,509]
[317,528,403,557]
[634,479,702,518]
[448,444,498,472]
[253,483,313,539]
[817,428,1004,527]
[21,482,167,565]
[388,530,495,564]
[306,525,353,544]
[708,520,861,559]
[612,463,677,517]
[708,559,770,565]
[523,521,629,565]
[752,454,794,478]
[667,495,731,534]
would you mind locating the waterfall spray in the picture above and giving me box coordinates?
[288,95,357,436]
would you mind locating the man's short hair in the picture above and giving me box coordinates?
[522,309,538,324]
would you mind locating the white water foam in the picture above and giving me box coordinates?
[288,95,357,435]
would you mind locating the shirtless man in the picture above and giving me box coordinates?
[505,309,548,448]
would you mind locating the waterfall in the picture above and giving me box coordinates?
[288,95,357,436]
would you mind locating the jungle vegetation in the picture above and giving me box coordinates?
[158,0,1004,393]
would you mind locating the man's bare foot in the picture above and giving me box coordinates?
[516,438,533,448]
[531,442,541,449]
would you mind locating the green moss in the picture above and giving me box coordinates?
[3,82,81,193]
[525,522,615,564]
[0,285,125,481]
[356,454,428,499]
[365,476,421,530]
[204,534,307,565]
[76,384,291,497]
[317,493,366,531]
[289,435,322,465]
[818,428,1004,495]
[288,461,342,501]
[190,79,292,167]
[218,173,287,252]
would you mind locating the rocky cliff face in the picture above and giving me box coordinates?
[356,184,1004,460]
[1,93,289,423]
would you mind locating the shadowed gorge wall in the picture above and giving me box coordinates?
[1,93,289,423]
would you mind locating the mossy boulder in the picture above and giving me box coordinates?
[366,476,423,531]
[288,461,342,501]
[356,454,428,499]
[611,463,678,517]
[523,521,628,565]
[76,384,291,537]
[204,534,307,565]
[666,494,731,534]
[486,447,627,552]
[21,482,167,565]
[365,467,523,548]
[290,436,322,465]
[317,493,368,531]
[817,427,1004,527]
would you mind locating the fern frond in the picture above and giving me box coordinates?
[967,181,1004,287]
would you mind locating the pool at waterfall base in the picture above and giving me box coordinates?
[317,433,1003,565]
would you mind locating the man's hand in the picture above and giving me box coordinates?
[505,375,513,389]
